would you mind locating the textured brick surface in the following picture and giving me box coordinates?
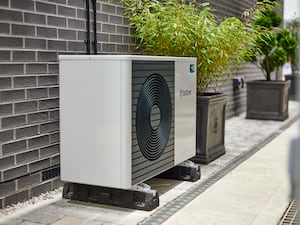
[2,140,27,156]
[17,173,41,190]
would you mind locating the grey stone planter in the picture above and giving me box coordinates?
[246,80,291,121]
[192,93,227,164]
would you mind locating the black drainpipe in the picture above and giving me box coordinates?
[92,0,98,54]
[86,0,91,54]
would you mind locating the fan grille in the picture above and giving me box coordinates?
[136,74,172,161]
[131,61,175,185]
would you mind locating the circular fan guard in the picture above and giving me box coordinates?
[136,74,172,161]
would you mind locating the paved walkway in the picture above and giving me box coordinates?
[0,101,299,225]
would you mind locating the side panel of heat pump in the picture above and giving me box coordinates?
[131,61,175,185]
[174,59,197,165]
[59,58,132,189]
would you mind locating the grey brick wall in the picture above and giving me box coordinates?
[0,0,265,208]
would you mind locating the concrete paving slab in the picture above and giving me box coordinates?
[161,121,296,225]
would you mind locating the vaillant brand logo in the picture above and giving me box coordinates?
[189,64,195,74]
[180,89,192,98]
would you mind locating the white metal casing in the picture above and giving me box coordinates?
[59,55,196,189]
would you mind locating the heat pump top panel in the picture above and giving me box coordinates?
[59,55,197,189]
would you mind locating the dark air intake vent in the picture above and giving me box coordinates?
[136,74,172,161]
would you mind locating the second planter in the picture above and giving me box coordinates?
[192,93,227,164]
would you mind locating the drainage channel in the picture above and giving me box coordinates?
[278,200,299,225]
[140,117,299,225]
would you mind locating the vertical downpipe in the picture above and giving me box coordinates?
[92,0,98,54]
[86,0,91,54]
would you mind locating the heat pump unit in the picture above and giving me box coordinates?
[59,55,196,189]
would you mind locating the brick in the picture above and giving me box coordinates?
[48,64,59,74]
[29,159,50,173]
[109,15,123,25]
[17,173,40,190]
[37,27,57,38]
[4,190,29,207]
[2,140,27,156]
[24,12,46,25]
[16,150,39,164]
[117,26,129,35]
[37,52,58,62]
[26,64,47,74]
[58,29,76,40]
[48,16,67,27]
[0,0,8,6]
[68,41,85,51]
[58,6,76,17]
[102,43,116,52]
[99,33,109,42]
[68,0,84,7]
[14,76,37,88]
[0,90,25,102]
[39,99,59,110]
[40,144,59,158]
[49,110,59,121]
[25,39,46,49]
[36,2,56,14]
[124,36,135,44]
[28,112,49,124]
[0,181,16,197]
[102,3,115,14]
[0,64,24,76]
[40,122,59,134]
[50,132,60,144]
[50,155,60,166]
[68,18,85,29]
[77,8,86,19]
[48,40,67,51]
[99,13,109,23]
[77,31,86,41]
[0,9,22,22]
[0,51,10,61]
[0,23,9,34]
[0,129,14,143]
[102,24,115,33]
[117,6,125,16]
[31,181,51,197]
[13,51,35,61]
[15,101,38,114]
[117,44,129,53]
[0,77,12,89]
[28,135,49,149]
[110,34,122,43]
[11,0,34,10]
[3,165,28,181]
[0,104,13,116]
[27,88,48,99]
[16,125,39,139]
[1,115,26,129]
[0,156,15,170]
[49,87,59,97]
[12,24,35,36]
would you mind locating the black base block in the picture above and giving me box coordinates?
[63,182,159,211]
[157,160,201,182]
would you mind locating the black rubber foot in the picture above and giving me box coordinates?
[63,183,159,211]
[157,160,201,182]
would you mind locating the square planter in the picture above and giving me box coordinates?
[246,80,290,121]
[191,93,227,164]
